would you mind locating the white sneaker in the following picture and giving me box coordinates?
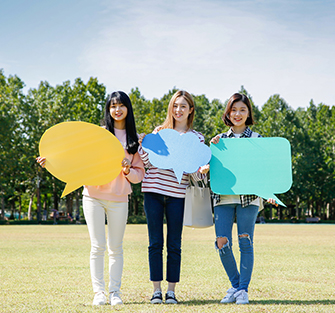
[234,290,249,304]
[165,290,178,304]
[220,287,237,304]
[109,291,123,305]
[151,289,163,304]
[92,292,107,305]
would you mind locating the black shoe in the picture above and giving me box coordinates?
[165,291,178,304]
[151,290,163,304]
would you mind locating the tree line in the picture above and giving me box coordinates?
[1,69,334,222]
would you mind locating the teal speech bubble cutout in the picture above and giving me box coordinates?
[210,137,292,207]
[142,129,212,183]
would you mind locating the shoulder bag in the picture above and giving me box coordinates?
[183,175,213,228]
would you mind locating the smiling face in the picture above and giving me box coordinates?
[229,101,249,128]
[109,102,128,129]
[172,96,194,127]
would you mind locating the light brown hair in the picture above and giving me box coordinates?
[160,90,195,130]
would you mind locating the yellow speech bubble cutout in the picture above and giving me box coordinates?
[39,121,125,198]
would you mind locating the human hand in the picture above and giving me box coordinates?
[138,133,146,146]
[199,164,210,174]
[210,135,221,144]
[122,157,131,175]
[36,156,46,168]
[267,198,278,207]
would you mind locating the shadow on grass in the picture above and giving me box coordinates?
[251,300,335,305]
[180,299,335,306]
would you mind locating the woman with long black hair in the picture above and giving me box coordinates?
[37,91,145,306]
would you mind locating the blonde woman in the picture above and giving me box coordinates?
[138,90,209,304]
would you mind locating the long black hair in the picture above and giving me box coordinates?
[105,91,139,155]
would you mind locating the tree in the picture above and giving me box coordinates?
[296,101,335,218]
[0,70,26,220]
[24,78,106,219]
[257,94,307,217]
[1,71,334,222]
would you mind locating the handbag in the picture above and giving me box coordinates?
[183,176,213,228]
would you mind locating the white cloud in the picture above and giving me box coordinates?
[79,0,335,108]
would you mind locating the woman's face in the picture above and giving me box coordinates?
[229,101,249,127]
[109,102,128,122]
[172,97,193,125]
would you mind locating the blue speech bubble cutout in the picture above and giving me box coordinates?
[210,137,292,207]
[142,129,212,183]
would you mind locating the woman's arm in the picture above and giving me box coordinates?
[138,133,151,168]
[138,132,153,168]
[202,133,224,174]
[123,152,145,184]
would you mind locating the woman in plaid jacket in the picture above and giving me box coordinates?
[210,93,277,305]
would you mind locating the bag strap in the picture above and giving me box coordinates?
[188,174,207,188]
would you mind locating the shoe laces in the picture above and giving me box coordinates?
[234,290,247,299]
[153,289,162,297]
[166,290,175,297]
[226,287,237,295]
[94,291,106,302]
[110,291,121,298]
[223,288,237,299]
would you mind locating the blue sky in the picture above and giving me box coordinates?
[1,0,334,109]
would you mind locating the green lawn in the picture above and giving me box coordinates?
[1,224,334,312]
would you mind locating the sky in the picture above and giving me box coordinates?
[1,0,334,109]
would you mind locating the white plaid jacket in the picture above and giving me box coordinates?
[212,127,262,208]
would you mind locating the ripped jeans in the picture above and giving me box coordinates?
[214,204,259,292]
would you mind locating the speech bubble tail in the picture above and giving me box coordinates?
[61,182,82,198]
[274,196,286,207]
[258,194,286,207]
[173,169,184,184]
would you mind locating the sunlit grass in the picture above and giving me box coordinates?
[1,224,334,312]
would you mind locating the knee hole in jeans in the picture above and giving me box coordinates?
[238,233,250,239]
[216,236,228,250]
[238,233,252,245]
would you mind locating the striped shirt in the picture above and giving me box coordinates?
[139,129,206,198]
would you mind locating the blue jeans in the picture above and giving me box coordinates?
[214,204,259,292]
[144,192,185,283]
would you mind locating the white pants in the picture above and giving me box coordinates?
[83,195,128,293]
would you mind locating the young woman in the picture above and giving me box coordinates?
[210,93,277,305]
[138,90,208,305]
[37,91,145,306]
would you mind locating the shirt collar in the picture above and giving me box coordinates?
[227,127,252,138]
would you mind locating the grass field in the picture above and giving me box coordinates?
[1,224,335,312]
